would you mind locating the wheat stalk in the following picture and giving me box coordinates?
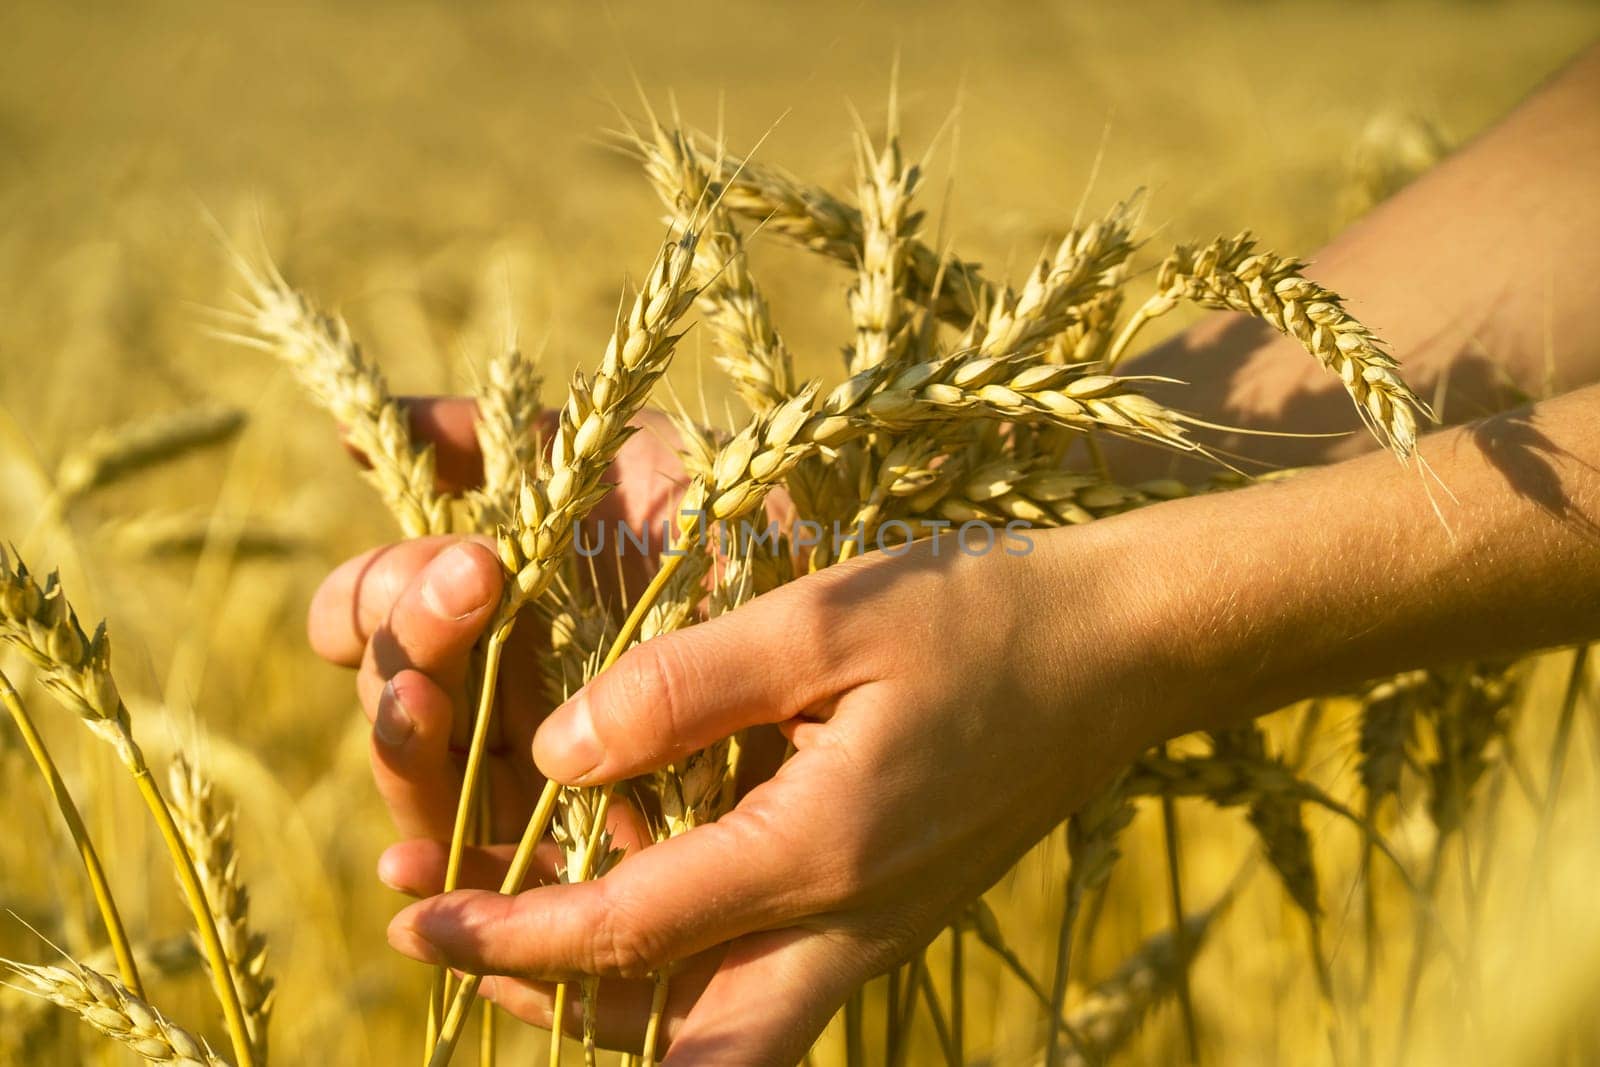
[0,669,142,995]
[3,958,230,1066]
[168,755,274,1063]
[1046,772,1135,1066]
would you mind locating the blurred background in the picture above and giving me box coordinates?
[2,2,1598,1065]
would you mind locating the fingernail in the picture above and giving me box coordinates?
[421,544,495,620]
[374,681,415,747]
[377,853,407,893]
[533,693,603,783]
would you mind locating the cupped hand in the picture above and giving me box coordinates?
[382,525,1191,1064]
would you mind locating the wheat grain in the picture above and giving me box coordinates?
[2,958,229,1066]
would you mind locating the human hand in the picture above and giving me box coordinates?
[380,525,1192,1063]
[309,396,692,840]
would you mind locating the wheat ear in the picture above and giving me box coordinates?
[223,256,449,537]
[429,229,702,1067]
[3,957,229,1066]
[0,547,256,1067]
[469,344,544,529]
[637,123,797,414]
[0,669,142,995]
[1053,901,1226,1067]
[168,755,274,1063]
[1109,232,1433,459]
[663,136,994,327]
[965,197,1141,360]
[54,404,246,504]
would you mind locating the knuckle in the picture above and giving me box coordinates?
[587,889,666,978]
[603,641,691,760]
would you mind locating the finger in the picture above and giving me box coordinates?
[388,760,837,980]
[368,538,502,699]
[378,838,561,897]
[368,671,465,841]
[403,397,486,491]
[532,575,871,784]
[308,536,462,667]
[477,953,718,1049]
[663,928,866,1066]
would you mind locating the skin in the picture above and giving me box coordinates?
[308,42,1600,1066]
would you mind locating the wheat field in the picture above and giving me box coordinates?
[3,3,1600,1065]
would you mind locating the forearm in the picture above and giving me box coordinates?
[1071,382,1600,744]
[1123,41,1600,473]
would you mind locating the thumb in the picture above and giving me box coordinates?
[531,583,845,785]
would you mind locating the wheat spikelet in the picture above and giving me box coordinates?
[469,344,544,529]
[168,755,274,1064]
[648,549,753,841]
[541,580,619,709]
[55,404,246,503]
[1067,775,1136,905]
[636,123,797,414]
[225,258,449,537]
[495,230,701,617]
[1049,286,1125,365]
[690,385,824,525]
[903,455,1166,531]
[1341,110,1451,221]
[1123,232,1432,459]
[2,958,229,1066]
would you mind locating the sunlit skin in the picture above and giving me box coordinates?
[307,44,1600,1065]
